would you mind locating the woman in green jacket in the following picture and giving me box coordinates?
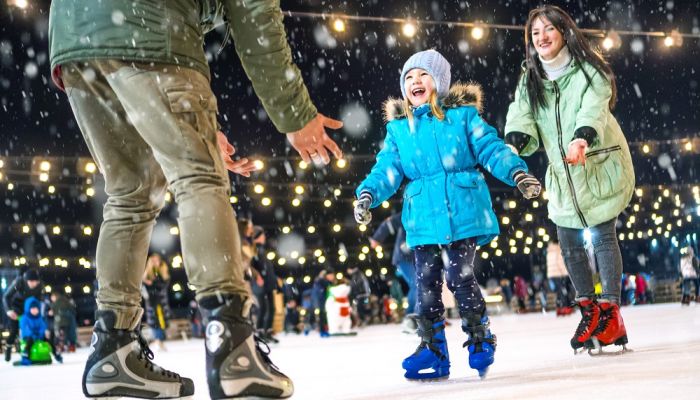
[505,5,635,355]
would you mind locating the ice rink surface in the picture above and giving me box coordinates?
[2,303,699,400]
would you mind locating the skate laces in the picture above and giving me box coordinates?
[135,333,180,379]
[414,325,446,359]
[592,305,613,336]
[462,326,495,353]
[574,304,596,338]
[253,333,281,372]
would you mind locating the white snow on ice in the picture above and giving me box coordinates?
[1,303,698,399]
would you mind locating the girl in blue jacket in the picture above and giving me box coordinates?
[354,49,541,380]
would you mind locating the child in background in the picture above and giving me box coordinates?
[20,296,62,365]
[354,49,540,380]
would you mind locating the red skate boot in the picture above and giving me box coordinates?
[569,299,599,353]
[587,302,629,355]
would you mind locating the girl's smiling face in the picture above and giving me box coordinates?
[404,68,435,106]
[531,16,565,61]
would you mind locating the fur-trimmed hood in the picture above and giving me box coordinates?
[383,82,483,122]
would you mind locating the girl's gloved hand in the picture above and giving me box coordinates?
[354,193,373,225]
[514,171,542,199]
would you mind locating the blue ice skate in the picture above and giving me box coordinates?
[462,315,496,379]
[402,318,450,380]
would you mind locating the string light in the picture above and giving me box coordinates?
[471,26,485,40]
[401,21,417,37]
[284,11,699,46]
[664,29,683,47]
[602,30,622,50]
[332,18,346,32]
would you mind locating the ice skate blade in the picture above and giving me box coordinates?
[89,397,194,400]
[405,375,450,382]
[588,344,632,357]
[573,347,589,355]
[88,396,194,400]
[218,397,289,400]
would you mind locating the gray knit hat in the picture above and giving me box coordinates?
[400,49,451,99]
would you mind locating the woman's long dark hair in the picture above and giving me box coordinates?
[523,5,617,115]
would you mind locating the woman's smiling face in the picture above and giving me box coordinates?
[531,16,565,61]
[404,68,435,106]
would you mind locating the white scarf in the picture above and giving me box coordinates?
[539,46,572,80]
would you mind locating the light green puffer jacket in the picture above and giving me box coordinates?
[505,61,635,229]
[48,0,317,133]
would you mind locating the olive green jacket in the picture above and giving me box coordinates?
[505,61,635,229]
[49,0,316,133]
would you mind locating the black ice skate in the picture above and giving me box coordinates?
[200,295,293,399]
[82,310,194,399]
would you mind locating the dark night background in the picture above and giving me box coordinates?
[0,1,698,321]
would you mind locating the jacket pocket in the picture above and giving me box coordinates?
[402,179,423,232]
[450,171,481,226]
[585,146,624,199]
[545,163,563,209]
[453,171,478,188]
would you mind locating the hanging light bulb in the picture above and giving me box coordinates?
[471,26,485,40]
[664,30,682,47]
[402,21,417,37]
[602,30,622,50]
[332,19,346,33]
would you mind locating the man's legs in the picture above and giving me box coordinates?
[63,61,194,398]
[101,61,247,302]
[101,61,290,398]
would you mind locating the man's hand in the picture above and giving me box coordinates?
[369,238,380,249]
[354,193,373,225]
[6,310,17,320]
[217,131,259,177]
[514,171,542,199]
[286,114,343,165]
[565,138,588,166]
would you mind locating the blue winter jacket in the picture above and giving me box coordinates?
[356,83,528,248]
[20,296,48,340]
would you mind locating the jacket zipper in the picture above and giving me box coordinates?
[585,145,621,158]
[430,116,454,241]
[553,81,588,227]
